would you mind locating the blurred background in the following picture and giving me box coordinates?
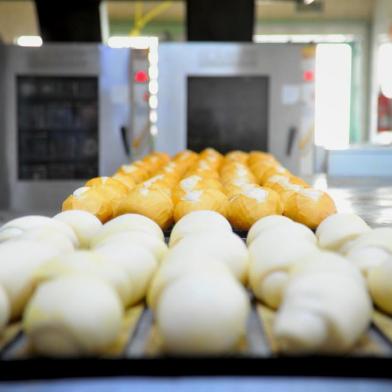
[0,0,392,214]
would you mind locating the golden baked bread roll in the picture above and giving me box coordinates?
[169,210,232,247]
[227,185,283,231]
[116,163,150,184]
[156,273,249,355]
[62,187,113,223]
[274,252,371,354]
[367,259,392,314]
[111,173,136,191]
[173,189,229,222]
[316,213,370,251]
[24,275,123,357]
[172,175,222,204]
[283,188,337,229]
[84,177,129,218]
[224,150,249,164]
[85,177,129,193]
[117,185,174,229]
[259,165,291,185]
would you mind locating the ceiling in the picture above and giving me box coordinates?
[107,0,376,22]
[0,0,377,43]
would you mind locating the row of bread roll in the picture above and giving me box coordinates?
[148,211,250,354]
[220,159,283,230]
[61,152,170,223]
[23,213,166,357]
[247,151,337,229]
[0,215,82,326]
[112,151,204,229]
[247,215,372,354]
[172,150,229,222]
[317,213,392,315]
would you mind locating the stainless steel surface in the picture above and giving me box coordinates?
[157,43,314,175]
[0,44,132,212]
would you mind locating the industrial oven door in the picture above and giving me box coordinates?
[0,45,131,212]
[157,43,315,176]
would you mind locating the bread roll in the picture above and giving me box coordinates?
[147,255,231,311]
[112,173,136,191]
[227,186,283,231]
[0,240,61,319]
[15,227,75,253]
[90,213,164,247]
[85,177,129,194]
[117,186,173,229]
[62,187,113,223]
[34,251,133,307]
[169,210,232,247]
[172,175,222,204]
[259,165,291,185]
[0,215,78,247]
[93,230,167,262]
[341,228,392,255]
[169,232,249,283]
[249,237,318,309]
[246,215,295,245]
[0,286,10,332]
[173,189,229,222]
[53,210,102,249]
[157,274,249,355]
[346,246,391,275]
[274,253,371,354]
[95,242,158,305]
[116,163,149,184]
[24,276,123,357]
[368,258,392,314]
[224,150,249,164]
[316,213,370,251]
[283,188,337,229]
[248,222,317,252]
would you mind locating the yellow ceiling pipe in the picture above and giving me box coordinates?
[130,0,173,36]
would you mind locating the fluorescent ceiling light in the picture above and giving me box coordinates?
[107,36,158,49]
[16,36,43,47]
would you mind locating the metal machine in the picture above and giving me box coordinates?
[0,44,152,212]
[157,43,316,176]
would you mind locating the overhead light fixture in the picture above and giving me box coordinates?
[15,36,43,47]
[107,36,158,50]
[304,0,315,4]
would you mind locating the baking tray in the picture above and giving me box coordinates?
[1,233,392,381]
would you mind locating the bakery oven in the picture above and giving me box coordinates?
[157,43,315,176]
[0,44,150,211]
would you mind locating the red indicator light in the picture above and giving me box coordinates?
[134,70,149,83]
[303,70,314,82]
